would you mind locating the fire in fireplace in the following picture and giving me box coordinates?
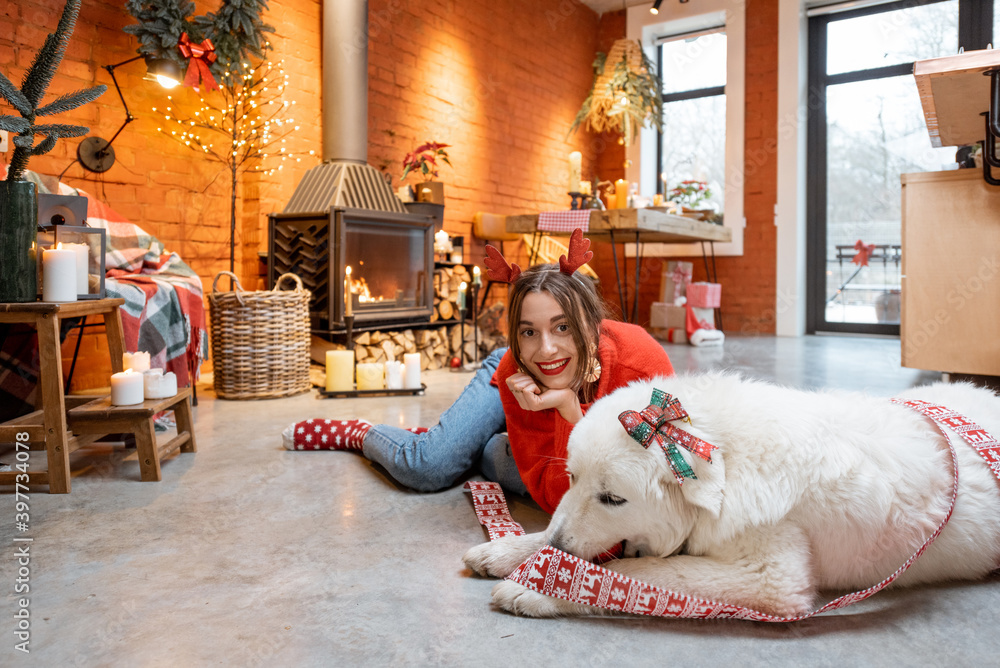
[268,207,434,331]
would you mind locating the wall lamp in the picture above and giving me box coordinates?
[77,55,182,173]
[650,0,663,13]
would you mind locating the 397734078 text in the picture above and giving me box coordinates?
[13,430,32,654]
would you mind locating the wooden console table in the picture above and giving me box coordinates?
[506,209,732,323]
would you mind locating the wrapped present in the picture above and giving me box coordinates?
[686,282,721,309]
[650,302,686,330]
[659,261,693,304]
[651,327,688,344]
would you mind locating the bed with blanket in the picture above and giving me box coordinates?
[0,169,207,421]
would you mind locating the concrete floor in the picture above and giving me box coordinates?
[3,334,999,666]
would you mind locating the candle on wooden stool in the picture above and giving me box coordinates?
[385,360,404,390]
[325,350,354,392]
[356,363,384,391]
[143,368,178,399]
[42,244,78,302]
[110,369,144,406]
[63,242,89,295]
[123,351,151,372]
[403,352,421,389]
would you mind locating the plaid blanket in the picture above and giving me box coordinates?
[0,169,207,419]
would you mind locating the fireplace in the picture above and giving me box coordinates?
[268,207,434,332]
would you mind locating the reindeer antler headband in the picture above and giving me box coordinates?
[483,228,594,283]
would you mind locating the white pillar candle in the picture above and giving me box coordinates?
[42,244,78,302]
[325,350,355,392]
[143,368,178,399]
[355,362,384,391]
[123,351,151,372]
[110,369,144,406]
[385,360,404,390]
[63,242,89,294]
[472,265,482,287]
[458,281,467,311]
[403,352,422,389]
[568,151,582,193]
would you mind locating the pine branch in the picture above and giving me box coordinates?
[21,0,80,107]
[0,72,31,116]
[31,123,89,138]
[0,115,31,133]
[35,85,108,116]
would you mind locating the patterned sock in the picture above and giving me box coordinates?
[282,419,372,451]
[406,427,429,434]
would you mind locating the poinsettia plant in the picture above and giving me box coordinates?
[668,179,712,208]
[402,141,451,182]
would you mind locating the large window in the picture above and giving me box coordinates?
[806,0,992,334]
[657,29,727,216]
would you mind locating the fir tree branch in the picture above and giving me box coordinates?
[0,72,31,116]
[35,85,108,116]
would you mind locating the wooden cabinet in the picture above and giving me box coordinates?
[900,169,1000,375]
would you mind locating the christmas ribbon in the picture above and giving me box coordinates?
[178,33,220,92]
[618,389,717,484]
[467,401,999,620]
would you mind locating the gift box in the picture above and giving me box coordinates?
[686,282,721,309]
[651,327,688,344]
[659,261,693,304]
[650,302,686,330]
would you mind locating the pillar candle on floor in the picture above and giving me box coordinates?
[403,352,421,389]
[385,360,404,389]
[326,350,355,392]
[356,362,384,391]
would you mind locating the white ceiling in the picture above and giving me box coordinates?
[579,0,652,16]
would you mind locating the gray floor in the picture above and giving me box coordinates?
[3,334,999,666]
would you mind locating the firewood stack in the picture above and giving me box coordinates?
[432,264,472,322]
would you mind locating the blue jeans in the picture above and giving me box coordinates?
[362,348,528,495]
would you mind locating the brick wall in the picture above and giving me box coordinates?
[3,0,782,390]
[589,0,780,334]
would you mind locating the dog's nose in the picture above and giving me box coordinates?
[548,530,569,553]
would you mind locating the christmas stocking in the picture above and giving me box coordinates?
[281,420,429,451]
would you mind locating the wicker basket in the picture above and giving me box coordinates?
[208,271,312,400]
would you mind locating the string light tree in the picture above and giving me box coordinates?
[151,44,310,279]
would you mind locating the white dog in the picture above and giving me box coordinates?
[463,373,1000,617]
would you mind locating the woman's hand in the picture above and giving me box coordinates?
[506,372,583,425]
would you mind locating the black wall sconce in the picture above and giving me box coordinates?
[77,56,182,173]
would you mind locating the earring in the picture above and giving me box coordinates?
[584,354,602,383]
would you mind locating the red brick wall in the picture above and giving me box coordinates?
[4,0,782,389]
[590,0,780,333]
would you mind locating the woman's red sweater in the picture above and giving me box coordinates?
[492,320,675,514]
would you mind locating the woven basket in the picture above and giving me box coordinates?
[208,271,312,400]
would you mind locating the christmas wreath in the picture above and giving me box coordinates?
[123,0,274,90]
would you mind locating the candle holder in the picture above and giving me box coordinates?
[568,191,593,210]
[467,283,482,370]
[451,307,474,373]
[36,223,106,299]
[343,314,355,350]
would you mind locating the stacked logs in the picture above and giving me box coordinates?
[432,264,472,322]
[349,314,504,371]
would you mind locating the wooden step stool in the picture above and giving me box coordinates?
[67,387,197,482]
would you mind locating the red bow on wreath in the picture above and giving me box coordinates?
[618,388,717,485]
[178,33,220,92]
[852,239,877,268]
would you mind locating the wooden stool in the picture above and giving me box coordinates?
[67,387,197,482]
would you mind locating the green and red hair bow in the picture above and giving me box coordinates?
[618,388,717,484]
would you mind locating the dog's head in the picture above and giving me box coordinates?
[546,376,726,561]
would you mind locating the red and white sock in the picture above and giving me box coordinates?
[282,419,373,451]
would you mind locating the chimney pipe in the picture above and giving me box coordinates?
[322,0,368,164]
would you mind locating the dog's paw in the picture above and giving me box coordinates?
[491,581,575,617]
[463,534,546,578]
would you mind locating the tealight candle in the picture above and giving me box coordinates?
[356,362,384,391]
[325,350,354,392]
[385,360,404,390]
[143,368,178,399]
[123,351,151,372]
[110,369,144,406]
[42,244,77,302]
[403,352,422,389]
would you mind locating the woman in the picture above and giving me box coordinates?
[282,230,674,514]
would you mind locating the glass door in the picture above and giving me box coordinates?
[806,0,990,334]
